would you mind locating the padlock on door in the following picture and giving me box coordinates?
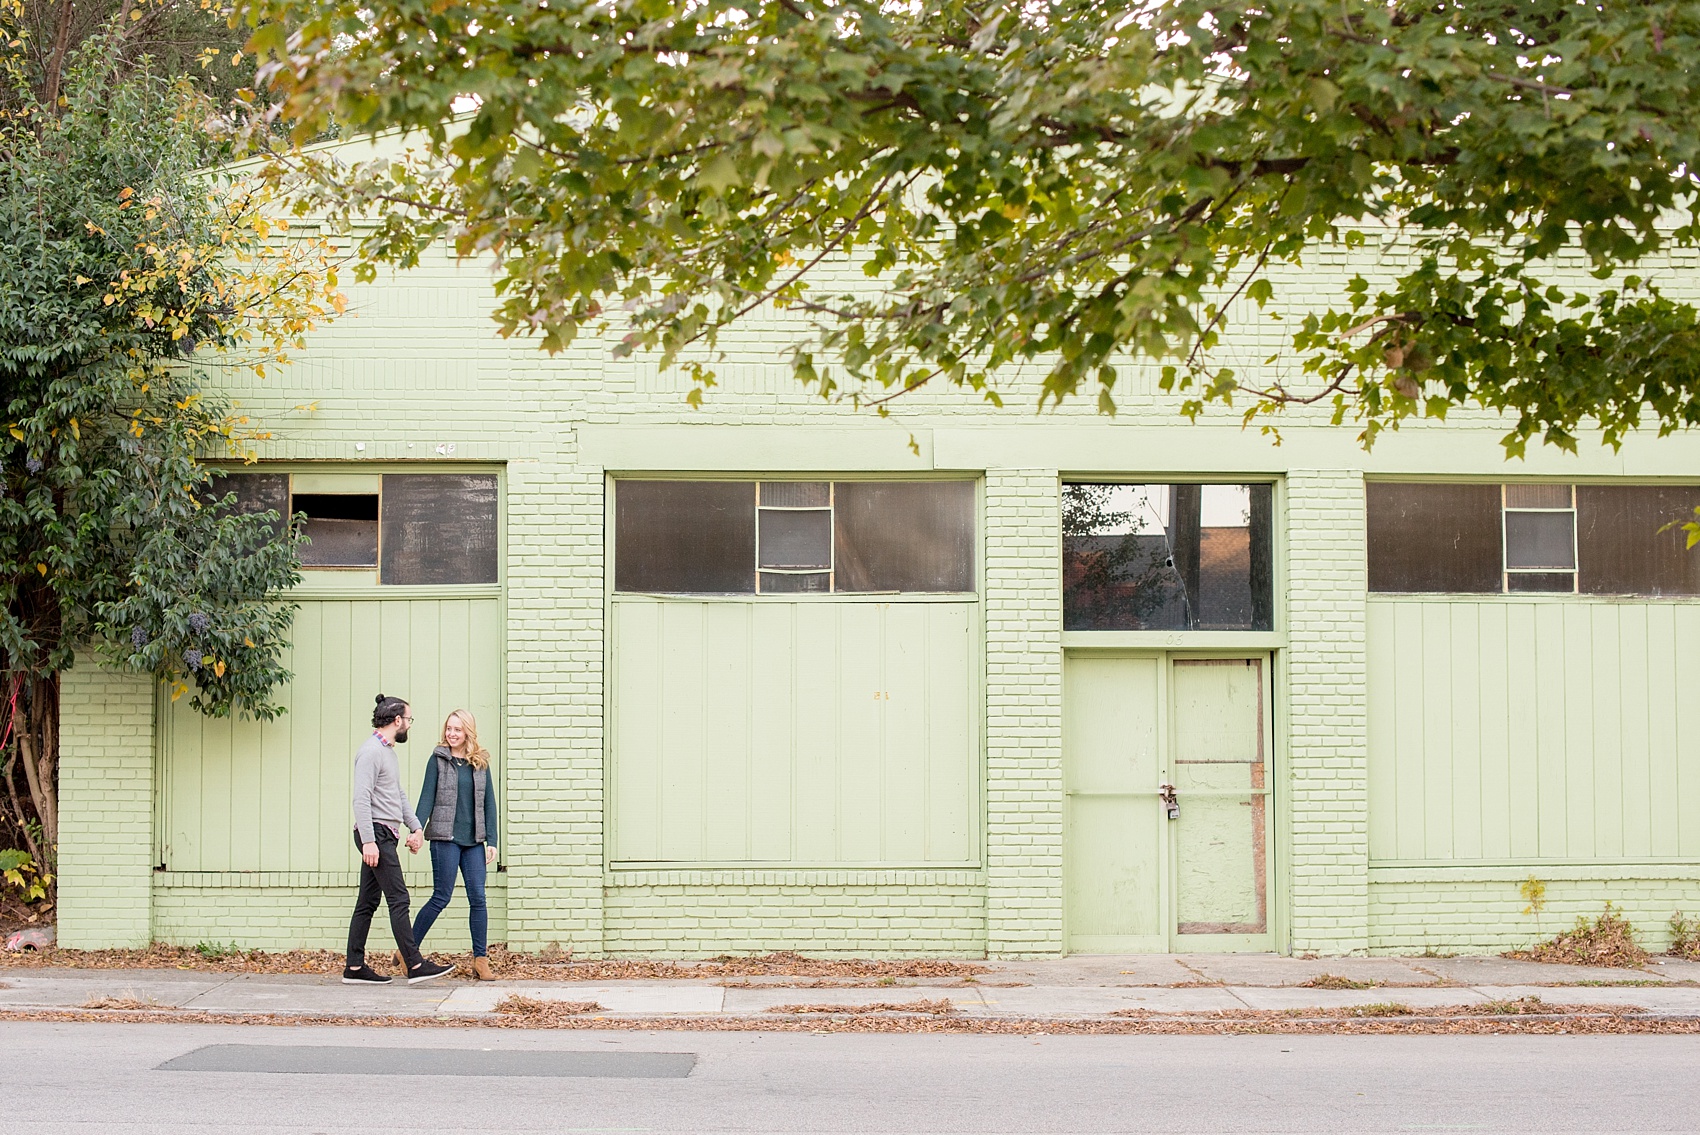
[1159,783,1179,821]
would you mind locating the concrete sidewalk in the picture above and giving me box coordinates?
[4,953,1699,1022]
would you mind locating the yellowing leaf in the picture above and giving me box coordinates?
[212,659,226,677]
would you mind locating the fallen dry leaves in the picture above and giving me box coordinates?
[1299,974,1377,990]
[762,999,959,1016]
[79,996,160,1011]
[0,1006,1690,1035]
[1509,904,1649,968]
[0,944,987,982]
[494,995,603,1015]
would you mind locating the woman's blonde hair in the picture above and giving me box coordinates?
[441,709,491,770]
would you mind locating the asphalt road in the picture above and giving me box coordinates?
[6,1021,1696,1134]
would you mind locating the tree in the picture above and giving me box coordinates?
[0,17,343,872]
[244,0,1700,453]
[12,0,259,110]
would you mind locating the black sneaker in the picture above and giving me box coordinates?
[342,965,391,985]
[407,958,453,985]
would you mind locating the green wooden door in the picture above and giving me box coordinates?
[1063,655,1168,951]
[1063,654,1273,952]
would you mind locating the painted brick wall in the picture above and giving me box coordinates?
[983,470,1066,956]
[604,884,987,956]
[152,881,508,952]
[57,666,155,948]
[1370,873,1700,955]
[1283,471,1371,954]
[501,447,607,954]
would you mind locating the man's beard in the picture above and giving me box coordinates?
[395,728,409,744]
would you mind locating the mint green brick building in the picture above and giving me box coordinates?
[54,229,1700,957]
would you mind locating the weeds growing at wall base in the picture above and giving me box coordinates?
[1667,913,1700,961]
[1512,903,1648,968]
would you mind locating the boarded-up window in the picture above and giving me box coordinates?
[616,480,757,593]
[1063,483,1272,630]
[614,479,976,594]
[296,494,380,568]
[1366,483,1502,593]
[379,474,499,585]
[1578,485,1700,596]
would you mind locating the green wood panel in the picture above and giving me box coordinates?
[1170,659,1268,935]
[608,597,980,866]
[1368,597,1700,864]
[1063,655,1164,949]
[161,598,503,873]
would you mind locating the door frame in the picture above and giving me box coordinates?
[1062,647,1283,954]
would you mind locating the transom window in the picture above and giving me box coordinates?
[1367,482,1700,596]
[613,479,976,595]
[210,472,500,585]
[1063,482,1275,631]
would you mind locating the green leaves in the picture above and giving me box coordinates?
[2,17,327,719]
[243,0,1700,448]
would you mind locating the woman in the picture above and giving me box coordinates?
[407,709,500,980]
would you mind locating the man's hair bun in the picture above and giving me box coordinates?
[372,694,408,728]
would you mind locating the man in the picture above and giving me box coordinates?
[343,694,452,985]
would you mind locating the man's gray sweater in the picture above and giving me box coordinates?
[352,734,422,846]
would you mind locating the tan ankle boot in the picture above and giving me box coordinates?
[473,956,494,981]
[392,949,404,971]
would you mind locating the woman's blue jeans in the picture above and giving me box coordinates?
[412,840,488,957]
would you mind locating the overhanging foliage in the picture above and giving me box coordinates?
[245,0,1700,452]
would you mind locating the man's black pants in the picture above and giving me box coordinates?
[346,825,423,971]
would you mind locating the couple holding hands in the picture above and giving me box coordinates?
[343,694,500,985]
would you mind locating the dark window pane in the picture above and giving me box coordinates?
[301,520,379,567]
[615,481,755,593]
[295,494,379,567]
[1504,511,1575,569]
[833,481,975,592]
[1504,484,1572,509]
[1508,571,1575,593]
[1366,483,1501,593]
[1578,485,1700,596]
[759,509,832,569]
[379,474,499,585]
[760,571,830,593]
[294,493,378,521]
[206,472,290,540]
[760,482,830,508]
[1063,483,1272,630]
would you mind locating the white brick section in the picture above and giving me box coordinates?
[1284,470,1370,953]
[983,470,1066,955]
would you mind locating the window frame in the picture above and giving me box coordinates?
[608,474,982,600]
[1367,479,1700,599]
[205,464,505,597]
[1059,478,1281,642]
[756,481,835,593]
[1501,484,1578,593]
